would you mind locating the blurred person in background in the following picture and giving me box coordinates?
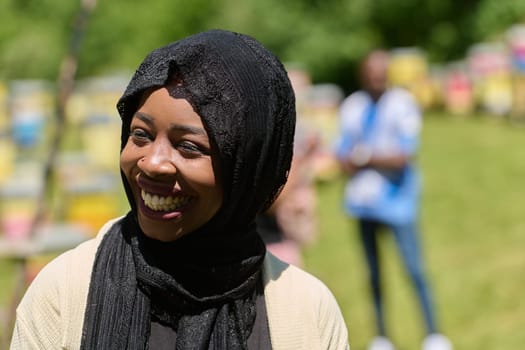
[335,50,452,350]
[257,67,320,267]
[11,30,349,349]
[256,122,319,267]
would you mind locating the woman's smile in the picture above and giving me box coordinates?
[140,189,192,212]
[136,173,194,216]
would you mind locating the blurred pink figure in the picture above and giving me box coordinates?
[256,67,320,266]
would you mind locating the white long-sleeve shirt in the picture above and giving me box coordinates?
[11,218,349,350]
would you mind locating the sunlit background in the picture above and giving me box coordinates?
[0,0,524,349]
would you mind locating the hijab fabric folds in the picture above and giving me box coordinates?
[80,30,296,349]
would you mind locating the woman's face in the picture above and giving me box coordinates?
[120,86,223,241]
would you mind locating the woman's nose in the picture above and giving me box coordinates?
[138,139,177,177]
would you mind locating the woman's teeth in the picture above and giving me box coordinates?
[141,190,191,211]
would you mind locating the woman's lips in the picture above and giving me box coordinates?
[135,174,193,217]
[140,189,192,212]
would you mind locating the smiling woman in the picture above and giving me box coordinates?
[10,30,349,350]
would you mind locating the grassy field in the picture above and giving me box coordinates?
[303,112,525,350]
[1,112,524,348]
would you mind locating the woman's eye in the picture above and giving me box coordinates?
[130,129,151,142]
[177,141,206,155]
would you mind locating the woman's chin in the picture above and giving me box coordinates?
[137,214,186,242]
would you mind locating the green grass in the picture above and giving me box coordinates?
[303,112,525,350]
[1,113,524,348]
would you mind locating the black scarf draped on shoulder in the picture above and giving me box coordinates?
[80,30,296,349]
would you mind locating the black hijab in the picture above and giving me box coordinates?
[80,30,296,349]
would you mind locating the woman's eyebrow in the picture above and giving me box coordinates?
[134,112,206,136]
[134,112,154,126]
[169,123,207,136]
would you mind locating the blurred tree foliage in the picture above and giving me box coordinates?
[0,0,524,92]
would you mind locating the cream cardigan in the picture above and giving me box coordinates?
[11,218,349,349]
